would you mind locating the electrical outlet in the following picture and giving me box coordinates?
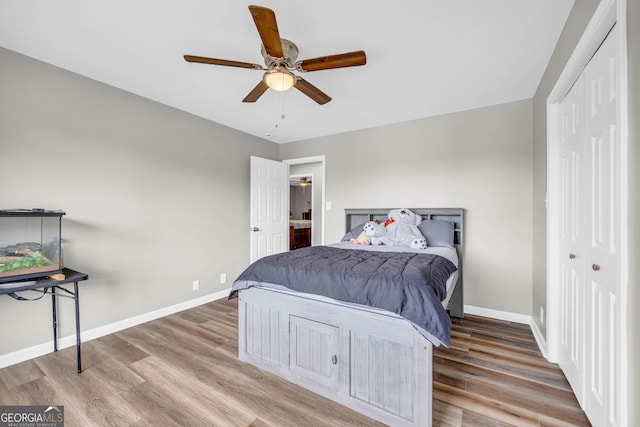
[192,280,199,291]
[540,306,544,324]
[220,273,227,284]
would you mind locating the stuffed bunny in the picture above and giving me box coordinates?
[350,230,372,245]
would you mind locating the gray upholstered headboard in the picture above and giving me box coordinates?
[344,208,464,318]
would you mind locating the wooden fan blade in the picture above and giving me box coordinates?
[248,5,283,58]
[184,55,262,70]
[294,78,332,105]
[242,81,269,103]
[297,50,366,72]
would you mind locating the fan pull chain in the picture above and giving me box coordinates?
[280,82,286,121]
[274,87,286,129]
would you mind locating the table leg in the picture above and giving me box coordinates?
[74,281,82,373]
[51,286,58,352]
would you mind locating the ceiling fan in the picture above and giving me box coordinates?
[183,5,367,105]
[299,177,311,186]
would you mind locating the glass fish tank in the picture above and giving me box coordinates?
[0,209,64,283]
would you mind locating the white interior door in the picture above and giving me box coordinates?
[557,72,586,403]
[250,156,288,263]
[554,24,619,427]
[582,25,619,426]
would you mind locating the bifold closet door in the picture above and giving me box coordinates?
[558,70,586,404]
[582,24,620,427]
[557,24,619,427]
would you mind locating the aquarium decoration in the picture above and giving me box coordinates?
[0,243,55,274]
[0,209,64,283]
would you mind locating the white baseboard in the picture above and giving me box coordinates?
[0,288,231,369]
[464,304,550,360]
[464,304,532,324]
[529,319,549,360]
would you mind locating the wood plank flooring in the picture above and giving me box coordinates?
[0,298,590,426]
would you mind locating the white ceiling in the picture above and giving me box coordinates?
[0,0,574,144]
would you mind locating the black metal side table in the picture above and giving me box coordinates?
[0,268,89,372]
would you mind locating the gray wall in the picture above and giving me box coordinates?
[531,1,639,424]
[280,100,534,315]
[0,47,278,354]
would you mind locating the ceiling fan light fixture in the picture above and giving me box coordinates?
[264,67,296,91]
[184,6,365,104]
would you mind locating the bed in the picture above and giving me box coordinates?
[231,208,464,427]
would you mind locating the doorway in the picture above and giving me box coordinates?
[289,173,313,249]
[284,156,325,248]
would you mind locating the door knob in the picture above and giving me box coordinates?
[331,355,338,365]
[251,227,260,232]
[592,264,601,271]
[569,253,576,259]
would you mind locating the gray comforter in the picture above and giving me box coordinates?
[230,245,457,346]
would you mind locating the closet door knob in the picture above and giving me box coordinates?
[251,227,260,232]
[592,264,601,271]
[331,355,338,365]
[569,253,576,259]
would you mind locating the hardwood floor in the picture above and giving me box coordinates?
[0,298,590,426]
[433,317,590,426]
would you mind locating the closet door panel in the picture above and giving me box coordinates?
[583,24,619,427]
[558,72,586,403]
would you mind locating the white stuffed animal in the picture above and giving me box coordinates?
[380,208,427,249]
[363,221,386,245]
[350,230,371,245]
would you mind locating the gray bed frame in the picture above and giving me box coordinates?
[236,208,464,427]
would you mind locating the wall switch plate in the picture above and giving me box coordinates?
[192,280,199,291]
[220,273,227,284]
